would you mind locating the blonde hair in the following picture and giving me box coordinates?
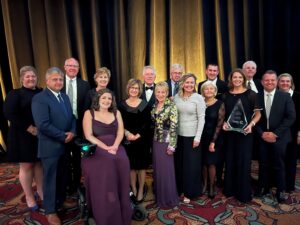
[177,73,197,97]
[155,81,169,94]
[94,67,111,81]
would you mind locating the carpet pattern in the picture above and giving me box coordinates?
[1,162,300,225]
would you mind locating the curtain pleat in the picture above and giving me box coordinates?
[128,0,146,79]
[227,0,237,69]
[150,0,166,82]
[91,0,102,71]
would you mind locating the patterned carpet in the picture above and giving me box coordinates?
[1,161,300,225]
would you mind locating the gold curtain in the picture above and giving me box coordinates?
[150,0,167,82]
[170,0,206,83]
[128,0,146,79]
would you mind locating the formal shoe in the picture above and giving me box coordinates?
[46,213,61,225]
[29,204,39,212]
[255,188,269,197]
[183,197,190,204]
[62,199,77,209]
[276,192,286,204]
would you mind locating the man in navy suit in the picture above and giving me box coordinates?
[140,65,156,107]
[62,57,90,194]
[166,64,184,98]
[32,67,76,225]
[242,60,263,93]
[198,63,228,99]
[255,70,296,203]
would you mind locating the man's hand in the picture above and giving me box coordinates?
[65,132,75,143]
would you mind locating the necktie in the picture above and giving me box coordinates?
[145,86,153,91]
[67,79,73,109]
[58,94,67,116]
[174,82,179,96]
[265,93,272,129]
[247,81,251,90]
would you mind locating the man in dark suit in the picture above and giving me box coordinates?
[242,60,263,93]
[255,70,296,203]
[62,57,90,194]
[32,67,76,224]
[198,63,228,99]
[140,65,156,107]
[166,64,184,98]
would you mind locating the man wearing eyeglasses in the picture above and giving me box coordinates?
[166,64,184,99]
[62,57,90,195]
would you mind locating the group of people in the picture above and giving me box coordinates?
[3,58,299,225]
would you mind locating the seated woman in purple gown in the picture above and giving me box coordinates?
[82,88,132,225]
[151,81,179,208]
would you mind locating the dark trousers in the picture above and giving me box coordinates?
[285,141,298,192]
[174,136,202,199]
[258,140,287,192]
[224,132,253,203]
[41,153,69,214]
[66,140,81,194]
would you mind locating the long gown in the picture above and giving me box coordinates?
[81,110,132,225]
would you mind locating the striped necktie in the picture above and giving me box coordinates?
[67,79,73,109]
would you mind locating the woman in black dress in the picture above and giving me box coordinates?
[222,68,261,203]
[3,66,43,210]
[277,73,300,193]
[82,88,132,225]
[119,78,151,202]
[84,67,111,110]
[200,81,225,199]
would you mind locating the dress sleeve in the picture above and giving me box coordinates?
[194,94,206,142]
[211,102,225,143]
[168,103,178,148]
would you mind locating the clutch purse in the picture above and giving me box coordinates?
[75,138,97,158]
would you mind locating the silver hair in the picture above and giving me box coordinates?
[45,67,64,80]
[242,60,257,69]
[170,64,184,72]
[142,65,156,76]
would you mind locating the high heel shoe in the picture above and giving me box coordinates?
[29,204,39,212]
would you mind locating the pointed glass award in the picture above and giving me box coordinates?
[227,98,248,134]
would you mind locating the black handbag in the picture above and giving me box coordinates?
[75,138,97,158]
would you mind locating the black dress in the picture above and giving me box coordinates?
[119,100,151,169]
[202,100,225,165]
[222,90,260,203]
[3,86,42,162]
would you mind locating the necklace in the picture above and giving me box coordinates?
[205,98,217,106]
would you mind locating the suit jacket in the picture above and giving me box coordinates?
[291,91,300,140]
[256,90,296,144]
[166,79,178,97]
[253,78,264,93]
[62,77,90,122]
[32,88,76,158]
[140,83,156,108]
[198,78,228,99]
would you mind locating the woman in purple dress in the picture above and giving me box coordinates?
[82,88,132,225]
[151,81,179,208]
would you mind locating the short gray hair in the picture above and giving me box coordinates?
[170,64,184,72]
[242,60,257,69]
[142,65,156,76]
[45,67,64,80]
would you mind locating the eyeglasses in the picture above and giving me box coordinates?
[65,64,79,68]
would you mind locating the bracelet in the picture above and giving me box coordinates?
[251,121,255,127]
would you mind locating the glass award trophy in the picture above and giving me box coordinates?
[227,98,248,134]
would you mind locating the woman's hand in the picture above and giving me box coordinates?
[106,144,118,155]
[243,124,252,134]
[27,125,38,136]
[209,142,215,152]
[193,140,200,148]
[222,122,230,131]
[166,146,175,155]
